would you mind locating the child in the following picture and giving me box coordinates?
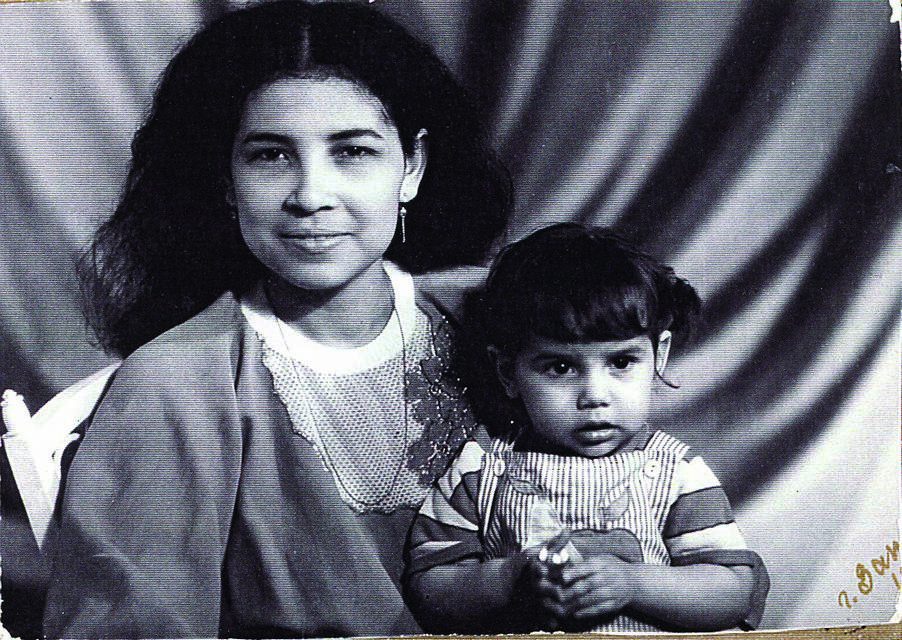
[404,224,769,633]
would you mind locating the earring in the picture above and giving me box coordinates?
[399,205,407,243]
[225,187,238,221]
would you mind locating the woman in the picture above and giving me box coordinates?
[43,1,510,637]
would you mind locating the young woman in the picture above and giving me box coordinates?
[42,1,510,637]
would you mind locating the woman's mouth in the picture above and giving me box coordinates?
[281,232,349,252]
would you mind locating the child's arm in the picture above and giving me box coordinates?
[553,553,754,631]
[542,449,768,632]
[407,535,576,633]
[404,439,527,632]
[406,554,531,633]
[658,452,770,628]
[405,439,575,632]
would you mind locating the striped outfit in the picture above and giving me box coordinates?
[406,429,769,632]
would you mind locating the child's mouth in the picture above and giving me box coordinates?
[574,422,619,445]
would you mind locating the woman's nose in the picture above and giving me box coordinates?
[283,160,335,215]
[577,370,611,409]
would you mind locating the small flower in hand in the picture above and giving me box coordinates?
[522,532,582,628]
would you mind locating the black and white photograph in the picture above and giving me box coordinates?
[0,0,899,637]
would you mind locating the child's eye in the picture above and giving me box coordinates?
[544,361,575,377]
[610,355,638,370]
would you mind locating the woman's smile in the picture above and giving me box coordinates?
[280,230,353,254]
[230,77,427,294]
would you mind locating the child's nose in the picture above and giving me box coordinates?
[577,370,611,409]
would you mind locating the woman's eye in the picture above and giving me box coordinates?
[250,148,290,163]
[611,356,637,370]
[336,145,376,159]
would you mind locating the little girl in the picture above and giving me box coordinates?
[404,223,769,633]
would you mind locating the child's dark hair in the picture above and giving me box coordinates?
[80,0,511,358]
[478,223,701,362]
[461,223,701,430]
[459,223,701,433]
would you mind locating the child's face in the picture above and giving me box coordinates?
[495,333,671,458]
[230,77,426,293]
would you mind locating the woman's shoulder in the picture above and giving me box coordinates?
[117,291,246,380]
[41,292,253,433]
[413,265,487,324]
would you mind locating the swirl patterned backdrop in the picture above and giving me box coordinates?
[0,0,899,635]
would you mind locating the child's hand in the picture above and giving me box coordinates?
[521,533,580,628]
[557,552,637,622]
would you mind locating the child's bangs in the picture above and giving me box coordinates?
[530,277,656,344]
[479,224,696,356]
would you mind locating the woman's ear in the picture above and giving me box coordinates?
[487,345,518,399]
[400,129,428,202]
[656,330,672,375]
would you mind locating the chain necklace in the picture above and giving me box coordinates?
[264,283,410,509]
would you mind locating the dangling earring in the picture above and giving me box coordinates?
[225,186,238,221]
[399,205,407,243]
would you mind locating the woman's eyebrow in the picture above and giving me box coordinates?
[238,132,293,146]
[327,128,384,141]
[238,129,384,145]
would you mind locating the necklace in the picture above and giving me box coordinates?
[264,283,410,509]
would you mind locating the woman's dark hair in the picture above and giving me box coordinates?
[460,223,701,431]
[81,0,511,357]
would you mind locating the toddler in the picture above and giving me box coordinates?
[404,224,769,633]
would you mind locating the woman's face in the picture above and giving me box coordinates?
[230,77,426,293]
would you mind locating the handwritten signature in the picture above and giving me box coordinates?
[837,540,899,609]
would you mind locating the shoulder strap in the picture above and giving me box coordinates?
[476,437,514,539]
[644,430,691,461]
[640,431,692,523]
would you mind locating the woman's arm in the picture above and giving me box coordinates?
[42,330,244,639]
[414,266,488,321]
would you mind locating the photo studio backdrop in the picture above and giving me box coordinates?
[0,0,899,634]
